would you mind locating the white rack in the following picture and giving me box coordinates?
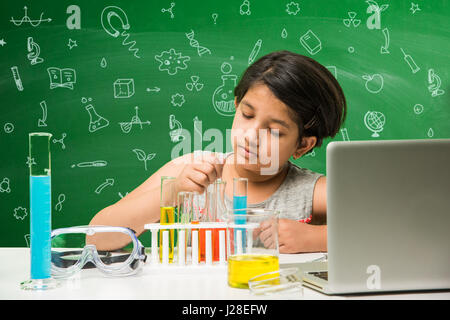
[144,222,258,267]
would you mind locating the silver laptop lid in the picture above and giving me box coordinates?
[327,139,450,294]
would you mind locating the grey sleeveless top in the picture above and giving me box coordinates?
[195,151,323,221]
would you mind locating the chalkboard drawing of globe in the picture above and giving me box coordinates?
[364,111,386,137]
[212,62,237,116]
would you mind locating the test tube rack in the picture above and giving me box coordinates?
[144,222,258,267]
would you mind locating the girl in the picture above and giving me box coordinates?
[88,50,347,253]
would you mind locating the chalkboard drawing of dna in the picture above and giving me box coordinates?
[10,6,52,27]
[101,6,140,59]
[212,62,237,117]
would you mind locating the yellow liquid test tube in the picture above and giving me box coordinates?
[159,176,176,263]
[159,206,175,263]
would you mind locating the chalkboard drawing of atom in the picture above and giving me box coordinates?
[155,48,190,75]
[101,6,141,59]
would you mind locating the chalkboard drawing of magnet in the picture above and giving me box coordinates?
[212,62,238,117]
[85,104,110,133]
[114,78,135,98]
[299,30,322,55]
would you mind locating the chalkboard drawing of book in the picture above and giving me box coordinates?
[47,67,76,90]
[299,30,322,55]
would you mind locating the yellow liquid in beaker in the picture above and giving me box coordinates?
[159,206,175,263]
[227,254,279,288]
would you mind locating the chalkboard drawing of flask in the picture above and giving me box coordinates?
[85,104,109,133]
[212,62,237,117]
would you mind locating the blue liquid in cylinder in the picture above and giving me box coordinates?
[233,196,247,252]
[30,175,52,279]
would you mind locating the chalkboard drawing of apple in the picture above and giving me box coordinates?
[362,74,384,93]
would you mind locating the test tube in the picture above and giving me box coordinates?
[177,191,192,264]
[21,133,59,290]
[159,176,176,263]
[233,178,248,252]
[190,192,200,263]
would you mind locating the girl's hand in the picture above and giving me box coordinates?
[258,218,325,253]
[173,152,225,195]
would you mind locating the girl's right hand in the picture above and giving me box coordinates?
[173,152,225,195]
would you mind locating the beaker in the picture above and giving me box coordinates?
[21,133,60,290]
[226,208,280,289]
[159,176,176,263]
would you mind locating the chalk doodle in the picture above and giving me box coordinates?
[171,93,186,107]
[82,97,110,133]
[10,6,52,27]
[248,39,262,65]
[95,178,114,194]
[101,6,141,59]
[118,106,151,134]
[299,30,322,55]
[185,30,211,57]
[286,2,300,15]
[427,69,445,97]
[186,76,204,92]
[0,39,6,46]
[410,3,421,14]
[10,66,24,91]
[52,133,67,149]
[114,79,135,98]
[380,28,390,54]
[4,123,14,134]
[211,13,218,24]
[400,48,420,74]
[240,0,251,15]
[132,149,156,171]
[212,62,237,116]
[13,206,28,220]
[0,177,11,193]
[71,160,107,168]
[343,12,361,27]
[47,67,76,90]
[169,115,185,142]
[38,101,48,127]
[67,39,77,50]
[27,37,44,65]
[155,48,190,75]
[362,74,384,94]
[364,111,386,138]
[162,2,175,19]
[55,194,66,212]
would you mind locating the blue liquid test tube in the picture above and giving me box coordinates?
[233,178,248,252]
[20,133,59,290]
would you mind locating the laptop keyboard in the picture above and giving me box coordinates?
[309,271,328,281]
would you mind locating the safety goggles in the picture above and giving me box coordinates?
[50,226,146,278]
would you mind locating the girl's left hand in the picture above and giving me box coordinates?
[258,218,315,254]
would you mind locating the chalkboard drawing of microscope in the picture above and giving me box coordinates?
[27,37,44,65]
[427,69,445,98]
[169,114,185,142]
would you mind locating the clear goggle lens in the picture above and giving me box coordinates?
[51,226,146,278]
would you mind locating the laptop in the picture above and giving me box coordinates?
[282,139,450,295]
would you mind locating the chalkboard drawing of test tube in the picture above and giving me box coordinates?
[299,30,322,55]
[11,66,24,91]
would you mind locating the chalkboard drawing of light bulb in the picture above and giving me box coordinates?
[82,97,109,133]
[364,111,385,138]
[169,114,185,142]
[212,62,237,117]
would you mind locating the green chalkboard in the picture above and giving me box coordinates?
[1,0,449,247]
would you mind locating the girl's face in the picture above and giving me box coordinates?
[231,83,314,176]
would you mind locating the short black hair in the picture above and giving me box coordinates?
[234,50,347,149]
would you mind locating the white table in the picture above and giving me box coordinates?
[0,248,449,300]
